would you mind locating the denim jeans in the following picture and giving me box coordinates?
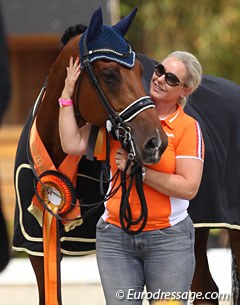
[96,215,195,305]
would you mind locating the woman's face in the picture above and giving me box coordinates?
[150,56,189,105]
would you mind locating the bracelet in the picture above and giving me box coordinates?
[58,97,73,108]
[142,166,147,181]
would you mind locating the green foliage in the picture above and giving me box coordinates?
[120,0,240,83]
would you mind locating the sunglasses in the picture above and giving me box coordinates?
[154,63,188,87]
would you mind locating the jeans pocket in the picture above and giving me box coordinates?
[160,216,194,236]
[96,217,111,232]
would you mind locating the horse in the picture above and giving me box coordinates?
[12,8,167,305]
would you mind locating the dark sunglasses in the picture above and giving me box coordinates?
[154,63,188,87]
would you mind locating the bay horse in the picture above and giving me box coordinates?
[12,8,167,305]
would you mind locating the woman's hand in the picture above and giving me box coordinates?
[115,148,129,171]
[59,56,91,156]
[61,57,81,99]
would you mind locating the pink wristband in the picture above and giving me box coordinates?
[58,97,73,107]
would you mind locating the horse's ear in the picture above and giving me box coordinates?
[86,7,103,43]
[113,8,137,36]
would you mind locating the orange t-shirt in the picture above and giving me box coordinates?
[102,105,205,231]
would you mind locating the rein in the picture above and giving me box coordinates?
[119,161,148,235]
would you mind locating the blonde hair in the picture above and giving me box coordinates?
[166,51,202,107]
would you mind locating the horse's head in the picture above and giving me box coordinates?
[41,7,167,166]
[75,7,167,164]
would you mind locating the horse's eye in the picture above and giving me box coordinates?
[102,69,120,83]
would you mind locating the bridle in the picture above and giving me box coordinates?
[74,34,156,160]
[74,35,155,234]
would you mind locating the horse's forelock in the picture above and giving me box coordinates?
[61,24,87,46]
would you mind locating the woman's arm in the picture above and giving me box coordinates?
[144,158,204,200]
[59,57,91,155]
[115,146,204,200]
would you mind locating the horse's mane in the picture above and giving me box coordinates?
[61,24,87,46]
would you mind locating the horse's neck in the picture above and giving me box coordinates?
[35,60,67,168]
[33,35,82,168]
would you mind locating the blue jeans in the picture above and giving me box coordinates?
[96,216,195,305]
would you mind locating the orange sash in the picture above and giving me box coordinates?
[29,119,106,305]
[30,119,80,305]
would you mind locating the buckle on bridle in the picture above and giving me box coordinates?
[116,124,136,161]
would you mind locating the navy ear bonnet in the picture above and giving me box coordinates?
[79,7,137,68]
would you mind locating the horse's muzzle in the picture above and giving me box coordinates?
[142,129,168,164]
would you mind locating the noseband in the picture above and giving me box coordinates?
[75,35,155,160]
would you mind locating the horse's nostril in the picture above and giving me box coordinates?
[145,138,160,151]
[142,137,162,164]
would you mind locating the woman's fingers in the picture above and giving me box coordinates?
[115,148,128,171]
[62,57,81,98]
[66,57,81,81]
[73,57,80,67]
[68,57,80,71]
[69,56,73,67]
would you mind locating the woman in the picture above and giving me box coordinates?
[59,51,204,305]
